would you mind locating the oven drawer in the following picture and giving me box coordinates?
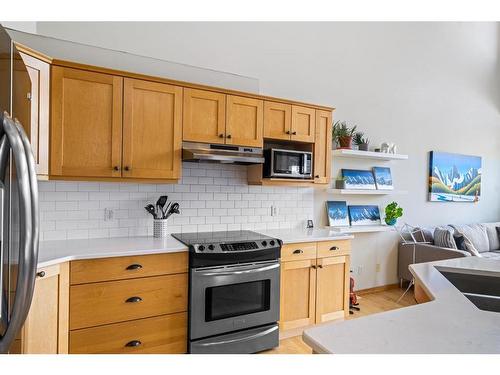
[316,240,351,258]
[70,274,188,330]
[70,252,188,285]
[281,242,317,262]
[69,313,187,354]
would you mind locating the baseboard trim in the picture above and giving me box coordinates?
[356,283,400,296]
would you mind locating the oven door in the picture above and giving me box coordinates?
[270,149,312,179]
[189,260,280,340]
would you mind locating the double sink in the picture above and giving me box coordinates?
[438,268,500,313]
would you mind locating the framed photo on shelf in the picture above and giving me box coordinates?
[326,201,349,227]
[348,205,381,226]
[341,169,376,190]
[373,167,394,190]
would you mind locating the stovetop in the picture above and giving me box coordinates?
[172,230,275,245]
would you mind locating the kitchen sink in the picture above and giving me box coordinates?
[438,269,500,313]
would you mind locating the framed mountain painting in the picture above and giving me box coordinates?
[429,151,482,202]
[348,205,381,226]
[373,167,393,190]
[341,169,376,190]
[326,201,349,227]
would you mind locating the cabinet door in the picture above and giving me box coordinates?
[51,66,123,178]
[122,78,182,180]
[226,95,263,147]
[279,259,316,331]
[291,105,316,143]
[315,256,349,324]
[21,263,70,354]
[263,101,291,141]
[313,110,332,184]
[183,88,226,144]
[15,52,50,177]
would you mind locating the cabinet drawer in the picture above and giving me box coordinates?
[316,240,351,258]
[70,252,188,285]
[70,274,188,330]
[69,313,187,354]
[281,242,317,262]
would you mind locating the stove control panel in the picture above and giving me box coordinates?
[193,239,280,253]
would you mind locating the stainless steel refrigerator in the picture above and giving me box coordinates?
[0,26,40,354]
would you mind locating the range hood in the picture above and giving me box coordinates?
[182,142,264,165]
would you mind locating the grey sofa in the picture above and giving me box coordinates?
[398,222,500,282]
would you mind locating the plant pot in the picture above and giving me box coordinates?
[385,218,397,226]
[338,136,353,149]
[335,180,346,189]
[358,143,369,151]
[153,219,169,238]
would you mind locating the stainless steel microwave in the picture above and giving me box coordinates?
[263,149,313,179]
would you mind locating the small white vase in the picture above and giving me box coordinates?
[153,219,168,238]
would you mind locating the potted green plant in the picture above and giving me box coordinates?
[353,132,370,151]
[335,176,347,189]
[384,202,403,226]
[333,121,357,149]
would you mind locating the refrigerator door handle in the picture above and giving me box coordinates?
[0,112,37,354]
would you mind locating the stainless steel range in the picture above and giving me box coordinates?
[172,230,282,354]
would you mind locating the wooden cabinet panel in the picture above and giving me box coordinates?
[70,252,188,285]
[226,95,263,147]
[50,66,123,178]
[314,110,332,184]
[291,105,316,143]
[279,259,316,331]
[263,101,291,141]
[183,88,226,144]
[70,273,187,330]
[315,256,350,324]
[122,78,182,179]
[281,242,317,262]
[316,240,351,258]
[69,313,187,354]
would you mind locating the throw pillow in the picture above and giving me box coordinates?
[434,227,457,249]
[496,226,500,244]
[450,224,489,253]
[459,233,482,257]
[454,234,466,251]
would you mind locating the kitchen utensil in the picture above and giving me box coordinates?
[165,203,180,219]
[156,195,168,219]
[145,204,157,219]
[162,201,172,219]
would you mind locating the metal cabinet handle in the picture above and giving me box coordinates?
[36,271,45,278]
[125,340,142,348]
[124,166,130,171]
[311,265,317,269]
[293,249,303,254]
[126,264,143,271]
[219,134,224,138]
[318,265,323,269]
[315,175,320,178]
[125,296,143,303]
[330,246,340,251]
[113,166,119,171]
[286,131,291,135]
[292,131,297,135]
[226,134,232,139]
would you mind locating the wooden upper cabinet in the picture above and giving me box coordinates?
[183,88,226,144]
[315,256,350,324]
[291,105,316,143]
[50,66,123,178]
[314,110,332,184]
[226,95,263,147]
[263,101,291,141]
[122,79,182,180]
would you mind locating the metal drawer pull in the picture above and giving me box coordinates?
[318,265,323,269]
[311,265,317,269]
[36,271,46,278]
[293,249,303,254]
[125,340,142,348]
[330,246,340,251]
[125,296,143,303]
[126,264,143,271]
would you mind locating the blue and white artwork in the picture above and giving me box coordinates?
[326,201,349,227]
[348,205,381,226]
[341,169,376,190]
[429,151,482,202]
[373,167,393,190]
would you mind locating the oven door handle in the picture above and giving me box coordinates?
[197,262,279,277]
[195,325,278,347]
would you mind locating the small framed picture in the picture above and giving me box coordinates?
[348,205,381,226]
[341,169,376,190]
[326,201,349,227]
[373,167,393,190]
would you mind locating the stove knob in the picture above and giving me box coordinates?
[208,244,215,251]
[198,245,205,252]
[261,241,268,247]
[269,240,275,246]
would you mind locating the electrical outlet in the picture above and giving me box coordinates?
[375,263,381,273]
[271,206,278,216]
[357,266,363,275]
[104,208,114,221]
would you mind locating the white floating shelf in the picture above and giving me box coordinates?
[326,188,408,195]
[332,149,408,161]
[327,225,395,233]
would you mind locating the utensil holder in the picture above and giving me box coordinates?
[153,219,168,238]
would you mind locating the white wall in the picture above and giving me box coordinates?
[35,22,500,289]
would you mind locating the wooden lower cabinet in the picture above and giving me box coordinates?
[69,313,187,354]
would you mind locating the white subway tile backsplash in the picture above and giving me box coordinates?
[38,163,314,241]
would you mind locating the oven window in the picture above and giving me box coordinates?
[273,152,301,174]
[205,280,271,322]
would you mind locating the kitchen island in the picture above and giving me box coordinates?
[303,256,500,353]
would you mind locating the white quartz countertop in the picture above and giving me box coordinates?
[303,256,500,354]
[37,229,353,268]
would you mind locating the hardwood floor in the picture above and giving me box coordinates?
[263,287,416,354]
